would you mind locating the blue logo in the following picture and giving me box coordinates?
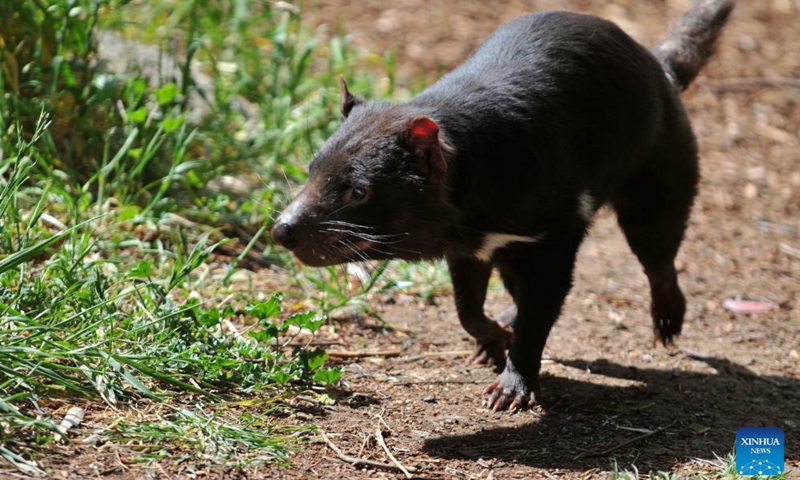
[736,427,784,476]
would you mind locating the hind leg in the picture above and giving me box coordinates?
[613,146,698,345]
[494,270,519,328]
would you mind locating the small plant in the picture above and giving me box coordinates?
[0,116,336,465]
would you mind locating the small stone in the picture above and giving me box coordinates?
[422,395,437,403]
[743,183,758,199]
[737,35,758,52]
[723,322,734,333]
[375,9,401,33]
[745,166,766,181]
[773,0,792,13]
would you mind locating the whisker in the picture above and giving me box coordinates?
[323,228,409,244]
[320,221,375,233]
[366,245,396,256]
[320,220,375,230]
[340,238,370,262]
[388,245,422,256]
[347,239,394,258]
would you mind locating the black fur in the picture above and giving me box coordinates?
[653,0,735,90]
[272,1,734,410]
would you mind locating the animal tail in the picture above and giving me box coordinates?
[652,0,735,91]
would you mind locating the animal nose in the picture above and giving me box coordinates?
[271,221,299,250]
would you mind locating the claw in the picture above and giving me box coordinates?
[470,317,513,367]
[470,349,491,365]
[484,369,539,411]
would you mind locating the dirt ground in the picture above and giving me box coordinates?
[18,0,800,478]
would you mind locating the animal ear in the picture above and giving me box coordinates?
[340,77,363,118]
[402,116,448,177]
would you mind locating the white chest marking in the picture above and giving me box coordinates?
[474,233,542,262]
[578,192,596,222]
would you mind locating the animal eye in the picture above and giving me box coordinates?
[351,186,368,201]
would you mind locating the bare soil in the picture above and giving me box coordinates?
[18,0,800,478]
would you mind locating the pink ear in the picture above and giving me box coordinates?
[404,116,447,176]
[408,117,439,144]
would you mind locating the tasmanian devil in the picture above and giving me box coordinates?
[271,0,735,410]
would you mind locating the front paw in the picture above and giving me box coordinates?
[483,365,539,411]
[470,317,513,367]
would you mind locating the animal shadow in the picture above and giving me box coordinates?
[423,356,799,472]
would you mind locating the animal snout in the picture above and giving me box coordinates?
[271,221,299,250]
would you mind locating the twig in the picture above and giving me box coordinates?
[1,471,43,479]
[356,431,370,459]
[390,379,484,387]
[615,425,656,434]
[709,76,800,91]
[689,456,720,467]
[599,420,677,456]
[780,243,800,259]
[320,431,418,474]
[54,406,85,442]
[155,462,174,480]
[40,213,68,230]
[327,349,402,358]
[285,341,346,348]
[374,408,392,433]
[375,428,413,478]
[114,451,129,472]
[403,350,473,362]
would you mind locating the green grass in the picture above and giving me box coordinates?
[0,0,395,473]
[609,452,791,480]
